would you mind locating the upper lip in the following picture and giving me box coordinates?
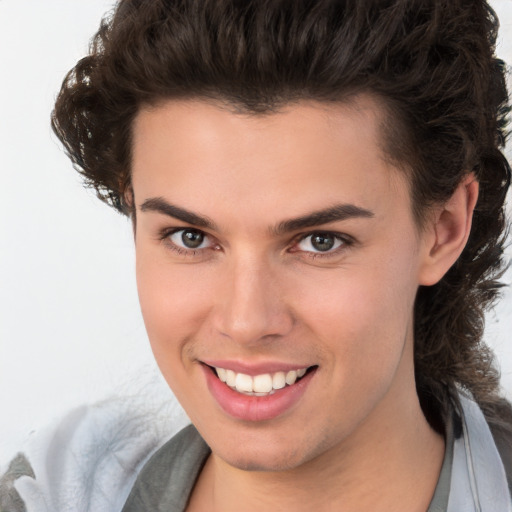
[201,359,313,376]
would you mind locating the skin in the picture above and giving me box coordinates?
[131,97,478,511]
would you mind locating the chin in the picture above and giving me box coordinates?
[220,450,304,472]
[212,432,326,473]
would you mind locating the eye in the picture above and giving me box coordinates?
[296,232,344,253]
[168,229,212,250]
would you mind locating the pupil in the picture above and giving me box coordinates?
[311,233,334,251]
[181,230,204,249]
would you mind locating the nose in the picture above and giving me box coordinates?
[212,256,294,345]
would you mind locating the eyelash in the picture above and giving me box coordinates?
[158,228,215,257]
[290,232,353,259]
[158,228,353,260]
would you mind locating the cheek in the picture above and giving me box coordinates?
[135,253,220,416]
[135,250,212,362]
[293,255,417,381]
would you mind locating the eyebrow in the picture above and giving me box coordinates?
[140,197,217,230]
[139,197,374,234]
[273,204,374,235]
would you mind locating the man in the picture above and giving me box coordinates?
[2,0,511,510]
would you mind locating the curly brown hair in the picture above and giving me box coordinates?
[52,0,511,434]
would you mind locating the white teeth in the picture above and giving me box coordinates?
[272,371,286,390]
[235,373,253,393]
[226,369,236,387]
[285,370,298,385]
[213,366,310,395]
[253,374,273,393]
[216,367,227,382]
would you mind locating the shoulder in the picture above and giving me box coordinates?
[492,424,512,495]
[0,394,189,512]
[451,392,512,511]
[484,398,512,495]
[122,424,210,512]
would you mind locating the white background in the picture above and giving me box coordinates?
[1,0,512,462]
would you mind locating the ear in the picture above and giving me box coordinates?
[123,186,137,236]
[418,175,479,286]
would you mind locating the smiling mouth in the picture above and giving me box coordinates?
[206,364,317,396]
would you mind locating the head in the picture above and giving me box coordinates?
[52,0,511,449]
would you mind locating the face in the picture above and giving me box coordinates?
[132,98,432,472]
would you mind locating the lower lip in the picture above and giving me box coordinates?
[202,365,316,422]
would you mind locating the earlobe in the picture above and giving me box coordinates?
[418,175,479,286]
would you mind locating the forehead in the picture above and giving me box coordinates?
[131,97,410,227]
[133,96,389,159]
